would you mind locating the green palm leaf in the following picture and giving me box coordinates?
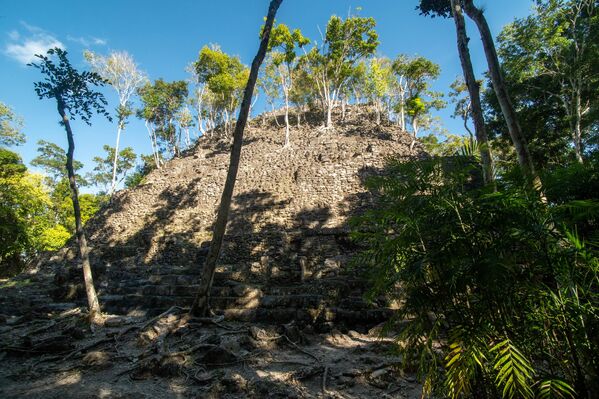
[491,339,534,399]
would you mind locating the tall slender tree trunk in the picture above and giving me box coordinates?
[190,0,283,316]
[451,0,495,186]
[325,98,333,128]
[573,85,584,163]
[197,86,206,136]
[399,87,406,130]
[271,103,281,127]
[249,92,260,124]
[145,121,160,169]
[109,122,123,196]
[410,118,418,151]
[463,0,540,190]
[57,98,101,323]
[284,92,290,147]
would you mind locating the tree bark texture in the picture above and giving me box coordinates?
[57,98,101,322]
[463,0,541,190]
[190,0,283,316]
[451,0,496,186]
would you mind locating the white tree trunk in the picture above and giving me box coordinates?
[284,94,290,147]
[109,124,122,196]
[574,85,584,163]
[399,93,406,130]
[197,86,206,136]
[410,118,419,151]
[145,121,160,169]
[271,103,281,127]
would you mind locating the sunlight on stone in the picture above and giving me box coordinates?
[56,371,81,386]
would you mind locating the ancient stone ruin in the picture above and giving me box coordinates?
[5,107,424,330]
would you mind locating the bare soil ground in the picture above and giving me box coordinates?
[0,307,422,399]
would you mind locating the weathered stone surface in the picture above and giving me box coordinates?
[6,106,425,327]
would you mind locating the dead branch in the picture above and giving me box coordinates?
[322,365,329,395]
[63,337,114,361]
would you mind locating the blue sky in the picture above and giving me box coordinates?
[0,0,533,192]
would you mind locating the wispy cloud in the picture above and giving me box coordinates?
[66,35,108,47]
[92,37,107,46]
[4,22,64,64]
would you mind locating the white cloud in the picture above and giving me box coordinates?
[20,21,45,34]
[67,35,107,47]
[92,37,107,46]
[5,37,64,64]
[4,23,64,64]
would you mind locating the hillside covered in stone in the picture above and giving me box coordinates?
[6,106,425,326]
[0,106,428,398]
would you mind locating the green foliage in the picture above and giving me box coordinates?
[302,14,379,125]
[88,144,137,193]
[268,23,310,65]
[351,151,599,397]
[362,57,394,122]
[449,77,480,137]
[0,101,26,147]
[406,96,425,117]
[38,224,71,251]
[421,132,471,156]
[138,79,188,156]
[31,140,87,187]
[536,379,576,399]
[488,0,599,165]
[0,149,61,275]
[288,62,314,111]
[324,15,378,66]
[265,22,311,140]
[491,339,534,399]
[392,54,445,133]
[194,45,248,128]
[258,55,283,110]
[29,48,111,125]
[417,0,452,18]
[0,149,29,273]
[125,154,156,188]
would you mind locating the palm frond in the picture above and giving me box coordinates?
[535,379,576,399]
[491,339,535,399]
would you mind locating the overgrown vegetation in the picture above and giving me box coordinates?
[349,1,599,397]
[1,0,598,394]
[352,154,599,397]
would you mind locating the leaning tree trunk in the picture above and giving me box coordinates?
[451,0,495,186]
[463,0,540,190]
[57,98,101,323]
[190,0,283,316]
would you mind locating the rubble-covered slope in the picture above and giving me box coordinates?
[4,106,425,326]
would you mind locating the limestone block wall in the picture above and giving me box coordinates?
[46,107,424,324]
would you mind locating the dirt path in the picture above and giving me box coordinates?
[0,308,421,398]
